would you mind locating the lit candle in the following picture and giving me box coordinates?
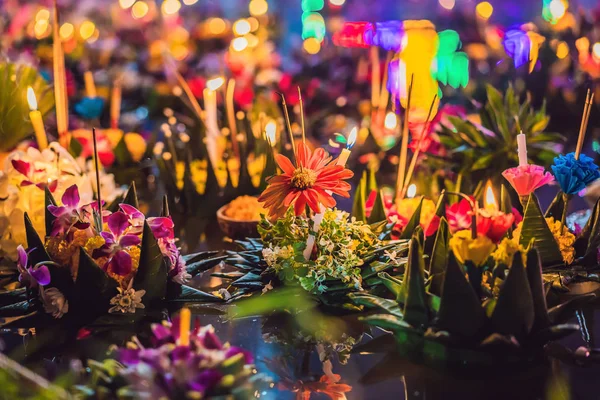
[483,181,498,213]
[110,82,121,129]
[265,120,277,147]
[517,131,528,167]
[336,127,357,166]
[179,307,191,346]
[303,129,357,260]
[27,87,48,150]
[84,71,97,98]
[204,77,224,167]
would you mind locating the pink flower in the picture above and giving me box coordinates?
[94,212,141,277]
[502,164,554,197]
[16,245,51,289]
[477,212,515,243]
[11,159,58,192]
[47,185,92,236]
[446,197,474,233]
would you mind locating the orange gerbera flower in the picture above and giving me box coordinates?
[258,143,354,218]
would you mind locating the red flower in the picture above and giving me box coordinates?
[71,129,116,167]
[446,197,474,233]
[477,212,515,243]
[258,143,353,218]
[187,76,206,99]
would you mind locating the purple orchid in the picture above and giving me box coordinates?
[94,211,141,276]
[11,159,58,191]
[119,204,146,235]
[147,216,189,283]
[16,245,51,289]
[47,185,92,236]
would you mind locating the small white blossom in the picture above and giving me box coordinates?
[109,283,146,314]
[262,247,276,266]
[40,287,69,318]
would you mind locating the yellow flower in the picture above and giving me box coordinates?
[513,218,576,265]
[124,133,147,162]
[224,196,267,221]
[396,197,436,228]
[449,230,496,267]
[84,235,106,254]
[491,237,526,266]
[545,217,576,265]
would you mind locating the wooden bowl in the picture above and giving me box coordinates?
[216,204,260,239]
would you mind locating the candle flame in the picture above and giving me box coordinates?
[347,127,358,149]
[27,86,38,111]
[407,184,417,199]
[265,121,277,146]
[206,77,225,91]
[484,181,497,210]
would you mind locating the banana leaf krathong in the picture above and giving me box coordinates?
[350,231,594,369]
[206,210,408,308]
[0,183,224,331]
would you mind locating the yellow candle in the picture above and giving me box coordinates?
[336,127,357,167]
[111,82,121,129]
[179,307,191,346]
[53,1,69,138]
[84,71,97,98]
[27,87,48,150]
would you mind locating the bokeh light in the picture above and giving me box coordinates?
[556,41,569,59]
[475,2,493,20]
[208,18,226,35]
[439,0,455,10]
[59,23,74,41]
[233,19,251,36]
[131,1,150,19]
[593,42,600,59]
[249,0,268,16]
[119,0,136,8]
[330,0,346,5]
[231,37,249,51]
[79,21,96,40]
[162,0,182,15]
[303,37,321,54]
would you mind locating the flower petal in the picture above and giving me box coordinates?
[30,265,51,286]
[61,185,80,208]
[119,234,141,247]
[108,211,130,237]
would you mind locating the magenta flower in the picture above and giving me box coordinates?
[11,159,58,191]
[148,216,189,284]
[502,164,554,197]
[119,204,146,235]
[47,185,93,236]
[94,211,141,276]
[16,245,50,289]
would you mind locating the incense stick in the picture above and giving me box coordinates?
[395,74,414,199]
[279,93,296,159]
[298,87,306,144]
[92,128,103,228]
[400,95,438,199]
[52,0,68,139]
[226,79,240,159]
[370,46,381,110]
[575,89,594,160]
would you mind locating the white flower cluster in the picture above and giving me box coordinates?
[262,245,294,267]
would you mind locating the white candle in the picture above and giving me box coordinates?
[517,131,528,167]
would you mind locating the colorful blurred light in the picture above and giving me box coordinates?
[302,12,326,41]
[233,19,251,36]
[330,0,346,5]
[131,1,150,19]
[593,42,600,59]
[247,17,260,32]
[34,20,49,39]
[556,41,569,59]
[59,23,74,40]
[79,21,96,40]
[208,18,226,35]
[475,2,493,20]
[183,0,198,4]
[162,0,181,15]
[231,37,249,51]
[549,0,566,20]
[301,0,324,12]
[35,9,50,22]
[249,0,268,16]
[439,0,455,10]
[303,37,321,54]
[207,77,225,90]
[119,0,136,8]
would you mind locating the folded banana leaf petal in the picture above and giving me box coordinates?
[186,254,227,277]
[352,171,367,223]
[519,195,563,266]
[429,217,449,296]
[349,293,403,317]
[121,182,139,209]
[24,212,51,266]
[44,187,57,237]
[169,285,224,302]
[490,252,534,338]
[544,191,566,220]
[367,190,387,225]
[377,272,403,301]
[360,313,412,331]
[547,293,596,324]
[0,288,27,308]
[132,222,168,306]
[399,198,423,240]
[436,253,485,338]
[75,249,118,316]
[402,238,429,330]
[525,249,550,332]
